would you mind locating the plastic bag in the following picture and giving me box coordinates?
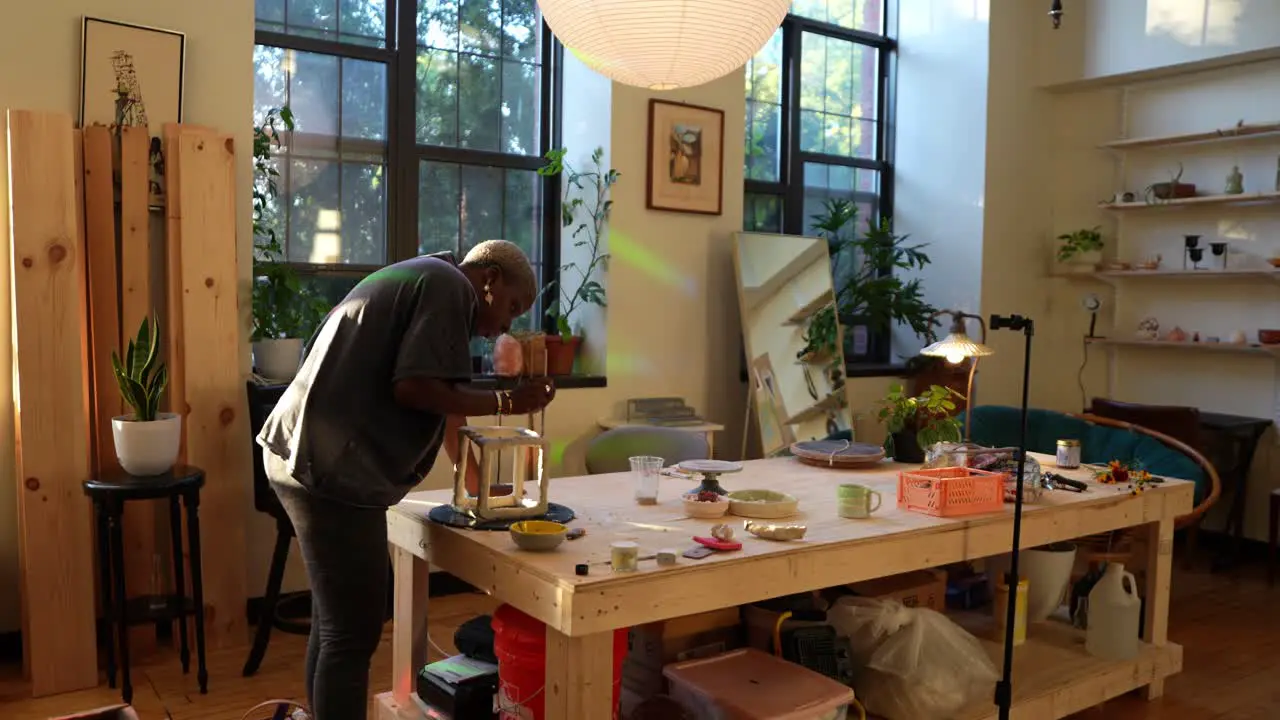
[827,597,998,719]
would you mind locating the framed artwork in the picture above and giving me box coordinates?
[646,99,725,216]
[80,17,185,206]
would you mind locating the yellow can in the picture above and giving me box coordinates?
[994,577,1028,646]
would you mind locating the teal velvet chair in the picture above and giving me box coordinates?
[967,405,1220,528]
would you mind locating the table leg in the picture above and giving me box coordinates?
[107,502,131,704]
[391,544,431,704]
[544,628,615,719]
[168,496,190,674]
[184,491,209,694]
[1143,517,1174,700]
[96,501,117,690]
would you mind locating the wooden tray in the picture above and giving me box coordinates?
[790,440,885,469]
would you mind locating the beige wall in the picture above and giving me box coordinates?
[0,0,254,631]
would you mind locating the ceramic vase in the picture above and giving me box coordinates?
[112,413,182,476]
[987,541,1077,622]
[253,337,304,381]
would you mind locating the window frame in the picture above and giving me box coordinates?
[253,0,564,336]
[744,8,899,367]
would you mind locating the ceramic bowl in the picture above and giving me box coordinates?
[727,489,799,519]
[682,493,730,519]
[1259,329,1280,345]
[509,520,567,551]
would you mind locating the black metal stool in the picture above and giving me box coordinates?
[84,465,209,704]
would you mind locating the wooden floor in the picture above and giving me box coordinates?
[1,563,1276,719]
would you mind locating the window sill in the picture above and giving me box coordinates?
[469,374,607,390]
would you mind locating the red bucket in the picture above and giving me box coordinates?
[492,604,628,720]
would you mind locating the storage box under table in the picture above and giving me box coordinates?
[663,647,855,720]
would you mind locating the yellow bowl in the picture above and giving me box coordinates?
[509,520,567,551]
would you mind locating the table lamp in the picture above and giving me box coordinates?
[919,310,994,440]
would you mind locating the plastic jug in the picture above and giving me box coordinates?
[1085,562,1141,660]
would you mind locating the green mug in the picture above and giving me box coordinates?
[837,484,883,519]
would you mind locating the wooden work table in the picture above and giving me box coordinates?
[376,455,1193,719]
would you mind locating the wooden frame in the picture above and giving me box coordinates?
[645,99,724,216]
[378,453,1192,719]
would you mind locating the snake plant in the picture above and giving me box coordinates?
[111,316,169,422]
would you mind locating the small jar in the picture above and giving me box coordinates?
[1056,439,1081,469]
[610,541,639,572]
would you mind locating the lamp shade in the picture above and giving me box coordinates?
[538,0,791,90]
[921,332,995,365]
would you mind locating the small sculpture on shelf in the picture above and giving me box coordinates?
[1229,330,1247,345]
[1225,165,1244,195]
[1135,254,1162,271]
[1211,242,1229,269]
[1164,326,1189,343]
[1136,317,1159,341]
[1183,235,1204,270]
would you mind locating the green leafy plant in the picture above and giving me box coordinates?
[1056,226,1104,263]
[251,107,328,341]
[536,146,617,340]
[797,304,839,362]
[875,383,964,455]
[812,198,936,341]
[111,317,168,422]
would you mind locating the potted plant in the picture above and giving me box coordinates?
[110,316,180,476]
[1055,226,1104,272]
[536,146,617,376]
[813,199,936,361]
[251,107,327,381]
[875,383,963,463]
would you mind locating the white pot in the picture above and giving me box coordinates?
[986,542,1078,622]
[112,413,182,477]
[1058,250,1101,273]
[253,338,304,381]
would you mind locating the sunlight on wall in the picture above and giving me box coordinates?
[610,231,697,295]
[1145,0,1241,46]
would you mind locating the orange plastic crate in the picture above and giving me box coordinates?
[897,466,1007,517]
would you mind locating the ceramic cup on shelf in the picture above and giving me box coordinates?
[837,484,882,519]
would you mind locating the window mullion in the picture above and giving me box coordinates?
[393,0,420,263]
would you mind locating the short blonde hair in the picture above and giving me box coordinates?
[461,240,538,306]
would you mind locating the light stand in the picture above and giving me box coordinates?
[988,313,1034,720]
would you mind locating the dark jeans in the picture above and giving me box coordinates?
[266,451,388,720]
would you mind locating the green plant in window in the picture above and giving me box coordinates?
[536,146,617,340]
[812,198,936,342]
[251,107,329,341]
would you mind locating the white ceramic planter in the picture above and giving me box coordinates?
[112,413,182,477]
[1057,250,1101,274]
[253,337,304,381]
[985,542,1078,622]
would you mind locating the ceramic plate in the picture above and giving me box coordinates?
[790,440,885,469]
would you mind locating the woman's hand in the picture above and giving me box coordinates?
[508,379,556,415]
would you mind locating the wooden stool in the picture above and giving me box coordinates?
[1269,488,1279,587]
[83,466,208,704]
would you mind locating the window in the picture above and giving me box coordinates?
[743,2,895,365]
[253,0,560,335]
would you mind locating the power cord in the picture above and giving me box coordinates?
[1077,334,1090,410]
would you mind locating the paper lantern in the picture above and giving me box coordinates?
[539,0,790,90]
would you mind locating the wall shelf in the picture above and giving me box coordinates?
[1099,121,1280,151]
[783,289,834,326]
[1086,337,1280,358]
[1052,268,1280,283]
[1099,191,1280,211]
[1040,46,1280,94]
[783,391,843,425]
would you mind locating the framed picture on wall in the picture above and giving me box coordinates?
[646,99,725,216]
[80,17,185,207]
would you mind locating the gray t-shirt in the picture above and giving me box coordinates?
[257,252,476,507]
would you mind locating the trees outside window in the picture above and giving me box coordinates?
[254,0,560,333]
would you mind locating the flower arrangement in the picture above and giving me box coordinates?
[1093,459,1153,496]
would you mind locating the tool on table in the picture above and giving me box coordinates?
[693,536,742,551]
[566,527,586,540]
[1041,472,1088,493]
[682,545,716,560]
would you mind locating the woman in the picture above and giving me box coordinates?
[257,240,556,719]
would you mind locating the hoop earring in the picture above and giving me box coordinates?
[484,284,494,305]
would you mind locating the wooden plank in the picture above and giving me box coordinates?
[162,124,187,458]
[119,126,152,350]
[172,127,250,648]
[6,109,99,696]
